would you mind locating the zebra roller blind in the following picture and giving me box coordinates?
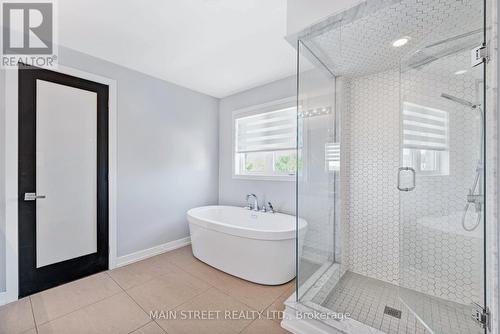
[402,102,448,151]
[325,142,340,162]
[235,106,296,153]
[325,142,340,171]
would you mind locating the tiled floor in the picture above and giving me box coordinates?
[0,246,293,334]
[322,271,480,334]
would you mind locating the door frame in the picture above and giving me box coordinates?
[3,65,117,304]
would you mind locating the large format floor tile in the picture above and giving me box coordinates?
[108,255,184,290]
[37,292,150,334]
[130,321,166,334]
[181,256,227,286]
[266,281,296,323]
[155,245,199,268]
[0,245,293,334]
[30,272,122,325]
[20,329,38,334]
[214,275,292,311]
[0,298,36,334]
[127,270,211,312]
[241,319,290,334]
[182,254,293,311]
[156,288,255,334]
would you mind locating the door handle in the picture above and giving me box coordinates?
[397,167,416,192]
[24,193,46,201]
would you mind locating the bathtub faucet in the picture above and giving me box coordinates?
[267,202,275,213]
[245,194,259,211]
[260,201,275,213]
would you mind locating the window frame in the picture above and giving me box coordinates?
[401,102,450,176]
[402,148,449,176]
[232,97,298,182]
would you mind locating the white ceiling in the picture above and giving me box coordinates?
[58,0,296,98]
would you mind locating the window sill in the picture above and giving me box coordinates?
[232,174,295,182]
[417,173,450,177]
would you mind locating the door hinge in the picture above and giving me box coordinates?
[471,44,488,67]
[472,302,490,330]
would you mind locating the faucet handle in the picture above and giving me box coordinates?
[267,202,275,213]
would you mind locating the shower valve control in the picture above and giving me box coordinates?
[467,193,484,205]
[471,44,488,67]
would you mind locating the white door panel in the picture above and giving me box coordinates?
[35,79,98,268]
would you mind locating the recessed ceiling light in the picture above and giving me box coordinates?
[454,70,467,75]
[392,37,410,47]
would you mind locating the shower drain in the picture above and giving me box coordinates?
[383,306,402,319]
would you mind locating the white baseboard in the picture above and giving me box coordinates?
[113,237,191,268]
[0,292,6,306]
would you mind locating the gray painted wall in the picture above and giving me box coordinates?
[218,75,296,214]
[57,47,220,257]
[0,46,219,291]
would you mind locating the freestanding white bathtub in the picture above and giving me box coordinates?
[187,205,307,285]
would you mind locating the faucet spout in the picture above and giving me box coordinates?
[245,194,259,211]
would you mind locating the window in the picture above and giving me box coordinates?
[325,142,340,172]
[234,101,298,179]
[402,102,449,175]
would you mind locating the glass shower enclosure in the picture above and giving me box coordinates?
[294,0,488,333]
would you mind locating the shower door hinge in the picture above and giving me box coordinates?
[471,44,488,67]
[472,302,490,330]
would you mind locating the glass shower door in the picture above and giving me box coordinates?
[398,22,487,334]
[296,40,338,302]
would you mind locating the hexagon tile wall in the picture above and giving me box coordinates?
[340,51,483,305]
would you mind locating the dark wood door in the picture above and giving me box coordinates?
[18,63,109,297]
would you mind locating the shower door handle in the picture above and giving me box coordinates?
[397,167,416,192]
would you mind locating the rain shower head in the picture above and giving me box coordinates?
[405,29,483,70]
[440,93,476,108]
